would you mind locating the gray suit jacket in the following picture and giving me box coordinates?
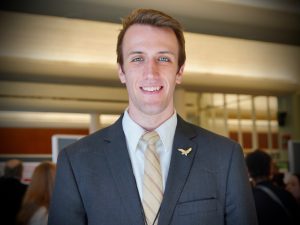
[48,115,257,225]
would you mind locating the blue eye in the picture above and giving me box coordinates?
[158,57,170,62]
[132,57,144,62]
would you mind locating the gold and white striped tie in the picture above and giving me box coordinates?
[142,131,163,225]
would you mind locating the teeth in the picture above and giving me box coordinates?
[142,86,160,92]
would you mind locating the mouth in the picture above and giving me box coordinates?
[141,86,163,92]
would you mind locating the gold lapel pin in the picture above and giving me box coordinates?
[177,147,192,156]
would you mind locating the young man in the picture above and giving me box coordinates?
[48,9,257,225]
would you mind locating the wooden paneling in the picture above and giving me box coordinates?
[0,128,88,154]
[229,131,278,150]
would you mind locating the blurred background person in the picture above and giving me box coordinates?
[285,173,300,206]
[17,161,56,225]
[0,159,28,225]
[271,161,285,189]
[246,149,298,225]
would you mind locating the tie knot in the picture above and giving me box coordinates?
[142,131,159,145]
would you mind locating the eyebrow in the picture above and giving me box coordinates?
[158,51,176,56]
[127,51,143,56]
[127,51,176,56]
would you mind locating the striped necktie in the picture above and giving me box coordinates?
[142,131,163,225]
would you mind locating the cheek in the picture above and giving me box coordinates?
[125,75,139,91]
[171,74,180,86]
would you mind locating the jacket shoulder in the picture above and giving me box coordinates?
[178,116,239,148]
[62,116,123,155]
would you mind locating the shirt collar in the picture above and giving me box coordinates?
[122,110,177,153]
[122,110,145,154]
[156,112,177,153]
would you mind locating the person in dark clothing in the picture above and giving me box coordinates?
[271,162,286,189]
[285,173,300,223]
[0,159,28,225]
[285,173,300,206]
[246,149,299,225]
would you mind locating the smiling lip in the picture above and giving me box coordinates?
[141,86,162,92]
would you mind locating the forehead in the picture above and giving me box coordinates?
[122,24,179,53]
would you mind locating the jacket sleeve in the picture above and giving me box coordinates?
[225,144,258,225]
[48,149,87,225]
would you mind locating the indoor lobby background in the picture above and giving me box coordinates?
[0,0,299,179]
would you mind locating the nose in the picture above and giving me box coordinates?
[144,59,158,79]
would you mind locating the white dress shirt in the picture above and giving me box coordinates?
[122,110,177,199]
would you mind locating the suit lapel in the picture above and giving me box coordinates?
[158,116,198,225]
[103,116,145,225]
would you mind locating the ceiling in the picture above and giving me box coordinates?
[0,1,299,130]
[0,0,299,118]
[1,0,300,46]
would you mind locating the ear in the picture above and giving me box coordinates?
[118,64,126,84]
[175,64,185,84]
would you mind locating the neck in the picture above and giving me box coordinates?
[128,108,175,131]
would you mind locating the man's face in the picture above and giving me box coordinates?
[286,175,300,199]
[118,24,184,119]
